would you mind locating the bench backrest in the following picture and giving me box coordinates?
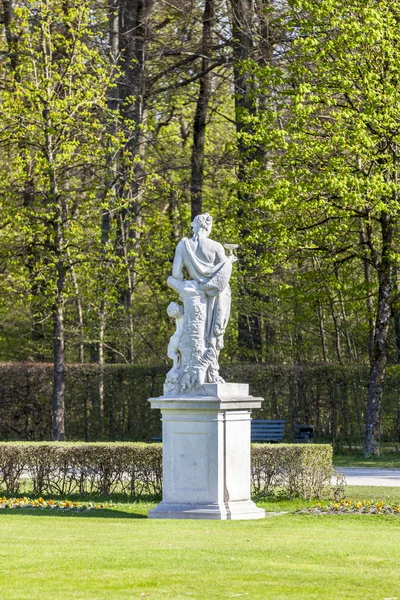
[251,419,285,443]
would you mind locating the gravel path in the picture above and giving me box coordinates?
[334,467,400,487]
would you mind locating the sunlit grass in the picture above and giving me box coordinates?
[0,487,400,599]
[334,449,400,468]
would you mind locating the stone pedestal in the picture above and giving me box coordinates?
[148,383,265,520]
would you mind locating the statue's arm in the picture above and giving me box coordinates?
[167,275,186,295]
[172,240,185,280]
[175,314,184,336]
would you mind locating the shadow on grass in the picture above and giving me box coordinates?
[1,491,161,503]
[57,493,161,504]
[0,493,161,519]
[0,507,148,519]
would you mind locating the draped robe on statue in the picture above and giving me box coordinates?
[166,238,234,394]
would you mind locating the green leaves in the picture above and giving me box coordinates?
[232,0,400,365]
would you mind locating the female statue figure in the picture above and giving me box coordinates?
[165,213,237,394]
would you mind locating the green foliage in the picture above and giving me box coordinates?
[0,442,162,496]
[0,440,332,500]
[233,0,400,366]
[2,1,400,451]
[0,0,120,363]
[251,443,333,499]
[0,0,237,366]
[2,0,398,372]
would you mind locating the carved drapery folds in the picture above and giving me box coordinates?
[165,214,237,394]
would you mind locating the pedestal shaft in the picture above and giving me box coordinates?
[148,383,265,520]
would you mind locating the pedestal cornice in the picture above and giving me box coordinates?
[150,382,263,411]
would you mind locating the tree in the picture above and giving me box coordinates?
[190,0,215,219]
[238,0,400,454]
[0,0,117,438]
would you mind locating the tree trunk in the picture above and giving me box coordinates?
[53,253,66,441]
[317,301,328,363]
[39,13,66,440]
[190,0,215,220]
[360,220,375,362]
[394,307,400,363]
[117,0,153,361]
[231,0,254,195]
[67,251,84,363]
[96,0,121,428]
[51,181,66,440]
[98,198,109,422]
[231,0,258,359]
[339,293,355,362]
[329,300,343,364]
[392,266,400,363]
[52,187,66,441]
[363,213,394,457]
[98,306,106,434]
[2,0,19,72]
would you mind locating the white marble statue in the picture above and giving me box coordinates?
[165,213,237,394]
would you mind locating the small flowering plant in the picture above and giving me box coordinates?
[0,496,109,511]
[297,500,400,516]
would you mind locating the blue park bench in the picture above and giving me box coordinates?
[152,420,313,444]
[251,419,286,443]
[152,419,287,443]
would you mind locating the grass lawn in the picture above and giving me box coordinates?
[334,449,400,468]
[1,488,400,599]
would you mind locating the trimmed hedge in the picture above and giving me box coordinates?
[0,362,390,446]
[0,442,162,497]
[3,361,399,446]
[251,443,333,499]
[0,442,333,500]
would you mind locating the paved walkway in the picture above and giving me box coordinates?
[334,467,400,486]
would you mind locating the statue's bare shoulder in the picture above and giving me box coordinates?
[176,238,187,249]
[212,239,225,254]
[203,238,225,262]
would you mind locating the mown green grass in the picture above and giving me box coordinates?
[334,450,400,468]
[1,488,400,599]
[343,485,400,504]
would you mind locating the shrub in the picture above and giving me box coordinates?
[0,442,162,497]
[251,443,333,499]
[0,442,332,499]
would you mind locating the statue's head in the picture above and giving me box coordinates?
[167,302,184,319]
[191,213,212,237]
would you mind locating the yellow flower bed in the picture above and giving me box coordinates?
[299,500,400,516]
[0,496,108,511]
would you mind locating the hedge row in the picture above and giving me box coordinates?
[2,361,400,445]
[251,443,334,499]
[0,443,162,497]
[0,442,333,500]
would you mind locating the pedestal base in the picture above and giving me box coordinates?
[148,383,265,521]
[149,500,265,520]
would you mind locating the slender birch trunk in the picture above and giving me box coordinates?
[363,213,394,456]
